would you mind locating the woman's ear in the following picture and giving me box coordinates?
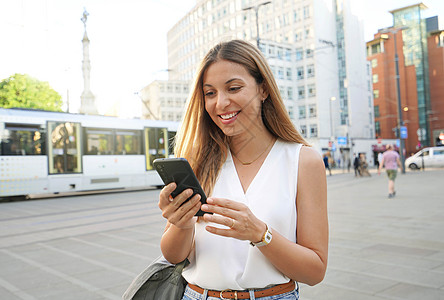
[259,83,269,101]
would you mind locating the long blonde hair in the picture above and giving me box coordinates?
[175,39,308,196]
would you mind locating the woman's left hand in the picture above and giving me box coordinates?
[201,197,266,243]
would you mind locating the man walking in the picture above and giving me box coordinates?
[378,145,402,198]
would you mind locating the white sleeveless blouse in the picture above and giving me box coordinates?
[182,140,302,290]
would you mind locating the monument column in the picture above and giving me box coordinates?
[79,8,98,115]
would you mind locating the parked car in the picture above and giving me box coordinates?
[405,147,444,170]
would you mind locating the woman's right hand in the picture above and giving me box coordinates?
[158,183,202,229]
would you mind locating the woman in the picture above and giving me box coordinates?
[159,40,328,299]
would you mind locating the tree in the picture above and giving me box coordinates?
[0,73,63,111]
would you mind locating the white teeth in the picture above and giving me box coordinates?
[220,112,238,120]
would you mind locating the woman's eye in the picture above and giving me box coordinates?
[204,91,215,97]
[229,86,241,92]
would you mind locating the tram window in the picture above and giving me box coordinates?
[48,121,82,174]
[85,129,114,155]
[168,131,176,156]
[145,127,168,170]
[116,130,142,155]
[0,123,46,155]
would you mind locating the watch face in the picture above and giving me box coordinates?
[264,231,272,244]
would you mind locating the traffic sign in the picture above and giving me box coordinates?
[337,136,347,145]
[400,126,408,139]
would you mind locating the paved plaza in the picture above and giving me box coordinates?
[0,168,443,299]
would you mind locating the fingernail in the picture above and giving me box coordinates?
[201,204,208,211]
[207,198,213,204]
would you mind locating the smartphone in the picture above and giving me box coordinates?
[153,157,209,216]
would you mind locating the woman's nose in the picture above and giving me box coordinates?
[215,91,230,109]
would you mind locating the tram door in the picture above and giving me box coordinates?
[47,121,82,174]
[144,127,168,170]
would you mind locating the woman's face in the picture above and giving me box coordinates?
[202,59,267,138]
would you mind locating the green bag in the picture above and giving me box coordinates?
[122,256,189,300]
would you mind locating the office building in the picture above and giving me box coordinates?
[162,0,374,161]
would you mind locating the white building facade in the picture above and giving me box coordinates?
[139,80,190,121]
[163,0,375,162]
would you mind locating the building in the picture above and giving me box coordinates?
[151,0,375,162]
[427,29,444,146]
[367,3,443,155]
[139,80,190,121]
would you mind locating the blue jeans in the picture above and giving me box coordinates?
[181,283,299,300]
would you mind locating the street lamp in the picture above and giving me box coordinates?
[243,1,271,48]
[381,26,408,174]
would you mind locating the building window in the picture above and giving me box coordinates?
[298,105,306,119]
[303,5,310,19]
[373,90,379,99]
[306,48,313,58]
[297,67,304,80]
[374,105,380,117]
[298,86,305,99]
[285,48,291,61]
[371,43,381,55]
[371,58,377,68]
[286,68,292,80]
[309,104,317,117]
[307,64,314,77]
[308,84,316,97]
[310,124,318,137]
[278,67,284,79]
[300,125,306,137]
[296,48,303,60]
[372,74,378,83]
[375,121,381,136]
[287,87,293,100]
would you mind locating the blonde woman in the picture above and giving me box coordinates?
[158,40,328,300]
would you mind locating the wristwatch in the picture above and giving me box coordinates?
[250,224,272,247]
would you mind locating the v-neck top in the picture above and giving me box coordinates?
[182,139,303,290]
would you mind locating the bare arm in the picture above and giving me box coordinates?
[159,183,202,264]
[202,146,328,285]
[261,146,328,285]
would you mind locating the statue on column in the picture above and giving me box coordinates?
[79,8,98,115]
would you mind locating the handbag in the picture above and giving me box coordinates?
[122,255,189,300]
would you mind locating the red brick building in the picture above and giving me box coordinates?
[366,30,420,155]
[428,30,444,146]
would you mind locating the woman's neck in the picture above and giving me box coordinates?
[229,130,276,163]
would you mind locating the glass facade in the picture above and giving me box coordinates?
[335,0,348,126]
[392,4,431,145]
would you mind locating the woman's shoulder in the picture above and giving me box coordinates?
[298,146,324,171]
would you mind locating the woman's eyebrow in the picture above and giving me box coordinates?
[225,78,242,84]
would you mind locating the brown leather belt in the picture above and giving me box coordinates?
[188,281,295,299]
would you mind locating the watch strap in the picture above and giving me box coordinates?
[250,224,272,247]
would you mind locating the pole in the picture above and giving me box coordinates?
[243,1,271,48]
[393,31,406,174]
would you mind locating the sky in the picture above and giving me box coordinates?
[1,0,443,118]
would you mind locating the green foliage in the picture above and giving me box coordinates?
[0,73,63,111]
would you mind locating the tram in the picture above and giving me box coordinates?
[0,108,179,198]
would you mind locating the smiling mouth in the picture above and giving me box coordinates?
[219,111,240,120]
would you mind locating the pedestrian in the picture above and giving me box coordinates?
[158,40,328,300]
[353,153,361,177]
[359,153,371,177]
[378,144,402,198]
[377,151,383,169]
[324,153,331,176]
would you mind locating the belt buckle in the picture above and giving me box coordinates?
[220,289,238,300]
